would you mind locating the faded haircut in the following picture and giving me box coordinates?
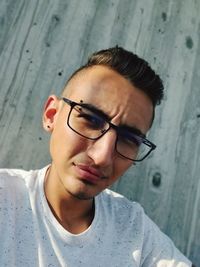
[64,46,164,108]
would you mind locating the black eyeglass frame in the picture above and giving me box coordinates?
[62,97,156,162]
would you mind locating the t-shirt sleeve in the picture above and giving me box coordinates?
[140,212,192,267]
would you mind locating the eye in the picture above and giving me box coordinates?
[118,131,143,147]
[76,108,105,129]
[83,114,104,128]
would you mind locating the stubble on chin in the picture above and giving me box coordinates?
[71,191,94,201]
[66,181,98,201]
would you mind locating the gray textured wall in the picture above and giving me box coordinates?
[0,0,199,265]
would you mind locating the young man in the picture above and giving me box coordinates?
[0,47,193,266]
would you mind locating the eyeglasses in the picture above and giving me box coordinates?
[62,97,156,162]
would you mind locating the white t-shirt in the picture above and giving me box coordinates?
[0,166,191,267]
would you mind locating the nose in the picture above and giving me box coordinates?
[87,130,117,167]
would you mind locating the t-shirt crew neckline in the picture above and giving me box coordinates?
[37,166,100,246]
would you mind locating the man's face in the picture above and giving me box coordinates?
[44,65,153,200]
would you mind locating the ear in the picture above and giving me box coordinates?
[42,95,60,132]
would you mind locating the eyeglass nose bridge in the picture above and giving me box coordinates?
[95,122,115,140]
[90,118,120,141]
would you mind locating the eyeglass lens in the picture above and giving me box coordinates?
[67,103,152,161]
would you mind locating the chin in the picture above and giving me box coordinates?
[70,190,95,200]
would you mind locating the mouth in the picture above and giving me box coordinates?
[74,163,106,184]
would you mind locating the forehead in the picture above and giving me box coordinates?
[63,66,153,133]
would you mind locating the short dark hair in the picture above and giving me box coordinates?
[67,46,164,107]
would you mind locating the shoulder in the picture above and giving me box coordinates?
[101,188,143,211]
[99,189,192,266]
[0,168,37,188]
[0,168,30,188]
[0,167,47,199]
[99,188,145,226]
[0,168,31,179]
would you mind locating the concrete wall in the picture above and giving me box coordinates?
[0,0,199,264]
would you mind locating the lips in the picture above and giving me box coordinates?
[74,163,105,184]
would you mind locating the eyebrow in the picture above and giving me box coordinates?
[119,124,144,137]
[80,103,110,121]
[80,102,145,137]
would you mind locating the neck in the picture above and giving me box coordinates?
[44,165,95,234]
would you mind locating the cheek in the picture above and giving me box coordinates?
[112,159,132,181]
[50,122,89,162]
